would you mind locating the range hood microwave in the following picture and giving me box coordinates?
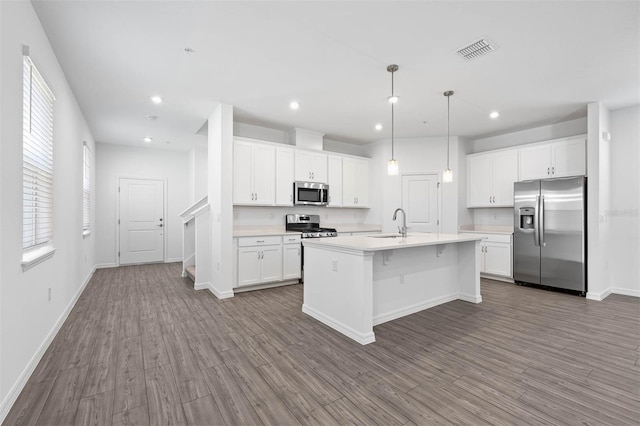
[294,181,329,206]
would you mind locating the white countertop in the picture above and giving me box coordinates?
[459,225,514,235]
[302,232,483,252]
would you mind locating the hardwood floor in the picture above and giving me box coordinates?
[4,263,639,425]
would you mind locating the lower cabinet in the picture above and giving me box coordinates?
[282,235,302,280]
[236,235,301,288]
[462,233,513,281]
[237,236,282,287]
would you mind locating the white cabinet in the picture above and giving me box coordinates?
[342,157,369,208]
[233,139,275,205]
[282,235,302,280]
[467,149,519,207]
[463,233,513,280]
[519,135,586,180]
[295,151,327,183]
[275,147,294,206]
[236,236,282,287]
[327,155,343,207]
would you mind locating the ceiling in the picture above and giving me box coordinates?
[32,1,639,151]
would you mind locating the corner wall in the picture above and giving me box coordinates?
[0,1,96,419]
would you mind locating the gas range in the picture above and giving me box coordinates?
[285,214,337,238]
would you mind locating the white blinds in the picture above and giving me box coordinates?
[83,142,91,231]
[23,54,55,250]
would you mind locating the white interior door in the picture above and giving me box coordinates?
[119,178,164,265]
[402,174,439,233]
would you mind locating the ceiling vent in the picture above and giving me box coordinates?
[456,36,497,61]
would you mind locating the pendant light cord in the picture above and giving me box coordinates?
[391,71,395,160]
[446,94,450,169]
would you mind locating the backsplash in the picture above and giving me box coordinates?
[234,206,369,228]
[472,207,514,227]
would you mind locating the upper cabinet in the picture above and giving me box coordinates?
[275,147,295,206]
[467,149,519,207]
[342,157,369,208]
[519,135,586,180]
[294,151,327,183]
[327,155,343,207]
[233,139,275,205]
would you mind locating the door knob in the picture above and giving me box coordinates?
[158,224,163,227]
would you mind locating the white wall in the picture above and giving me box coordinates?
[0,0,96,419]
[95,143,190,266]
[188,141,208,205]
[364,136,462,234]
[234,206,370,228]
[608,105,640,296]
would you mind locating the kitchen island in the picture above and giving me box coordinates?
[302,233,484,344]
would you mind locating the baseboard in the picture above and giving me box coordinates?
[95,262,118,269]
[458,293,483,304]
[302,304,376,345]
[233,280,300,293]
[165,257,182,263]
[611,287,640,298]
[0,266,95,424]
[193,281,210,291]
[373,293,459,326]
[208,284,234,299]
[586,287,613,301]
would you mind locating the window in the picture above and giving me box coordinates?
[23,49,55,258]
[82,142,91,235]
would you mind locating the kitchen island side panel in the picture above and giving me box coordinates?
[302,246,376,345]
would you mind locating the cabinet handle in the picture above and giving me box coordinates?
[256,240,264,243]
[552,166,555,175]
[547,167,550,176]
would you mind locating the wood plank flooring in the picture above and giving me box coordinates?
[5,263,640,425]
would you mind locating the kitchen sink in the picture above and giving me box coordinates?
[369,234,405,239]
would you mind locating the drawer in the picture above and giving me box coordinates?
[283,234,301,245]
[238,236,282,247]
[460,232,512,244]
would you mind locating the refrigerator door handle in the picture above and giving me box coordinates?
[534,195,540,247]
[539,195,546,247]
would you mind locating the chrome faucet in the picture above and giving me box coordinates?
[393,208,407,237]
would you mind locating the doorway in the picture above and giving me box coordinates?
[401,173,440,233]
[118,178,165,265]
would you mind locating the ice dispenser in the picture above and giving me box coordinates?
[519,207,535,229]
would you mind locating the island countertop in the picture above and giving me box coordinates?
[302,232,483,252]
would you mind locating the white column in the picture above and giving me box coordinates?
[208,104,234,298]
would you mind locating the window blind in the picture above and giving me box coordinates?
[83,142,91,232]
[23,54,55,250]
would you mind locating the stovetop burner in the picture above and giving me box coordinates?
[285,214,337,238]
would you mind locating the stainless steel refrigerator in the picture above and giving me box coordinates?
[513,176,587,294]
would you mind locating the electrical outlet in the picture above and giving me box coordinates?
[332,260,338,272]
[48,288,52,301]
[399,273,405,284]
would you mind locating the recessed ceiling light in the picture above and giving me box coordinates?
[184,47,195,53]
[150,96,163,104]
[387,95,399,104]
[289,101,300,110]
[375,124,383,131]
[489,111,500,119]
[143,137,152,143]
[165,141,171,144]
[146,115,158,121]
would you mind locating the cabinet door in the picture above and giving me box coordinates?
[282,244,301,280]
[519,144,551,180]
[310,153,328,183]
[260,245,282,283]
[484,242,512,277]
[237,247,261,287]
[353,158,369,207]
[275,147,294,206]
[327,155,343,207]
[492,150,519,206]
[252,144,275,205]
[233,141,254,204]
[294,151,313,181]
[467,154,494,207]
[342,157,357,207]
[551,137,586,177]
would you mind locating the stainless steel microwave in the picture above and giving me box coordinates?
[294,181,329,206]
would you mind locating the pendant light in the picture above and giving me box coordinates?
[387,64,399,176]
[443,90,454,183]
